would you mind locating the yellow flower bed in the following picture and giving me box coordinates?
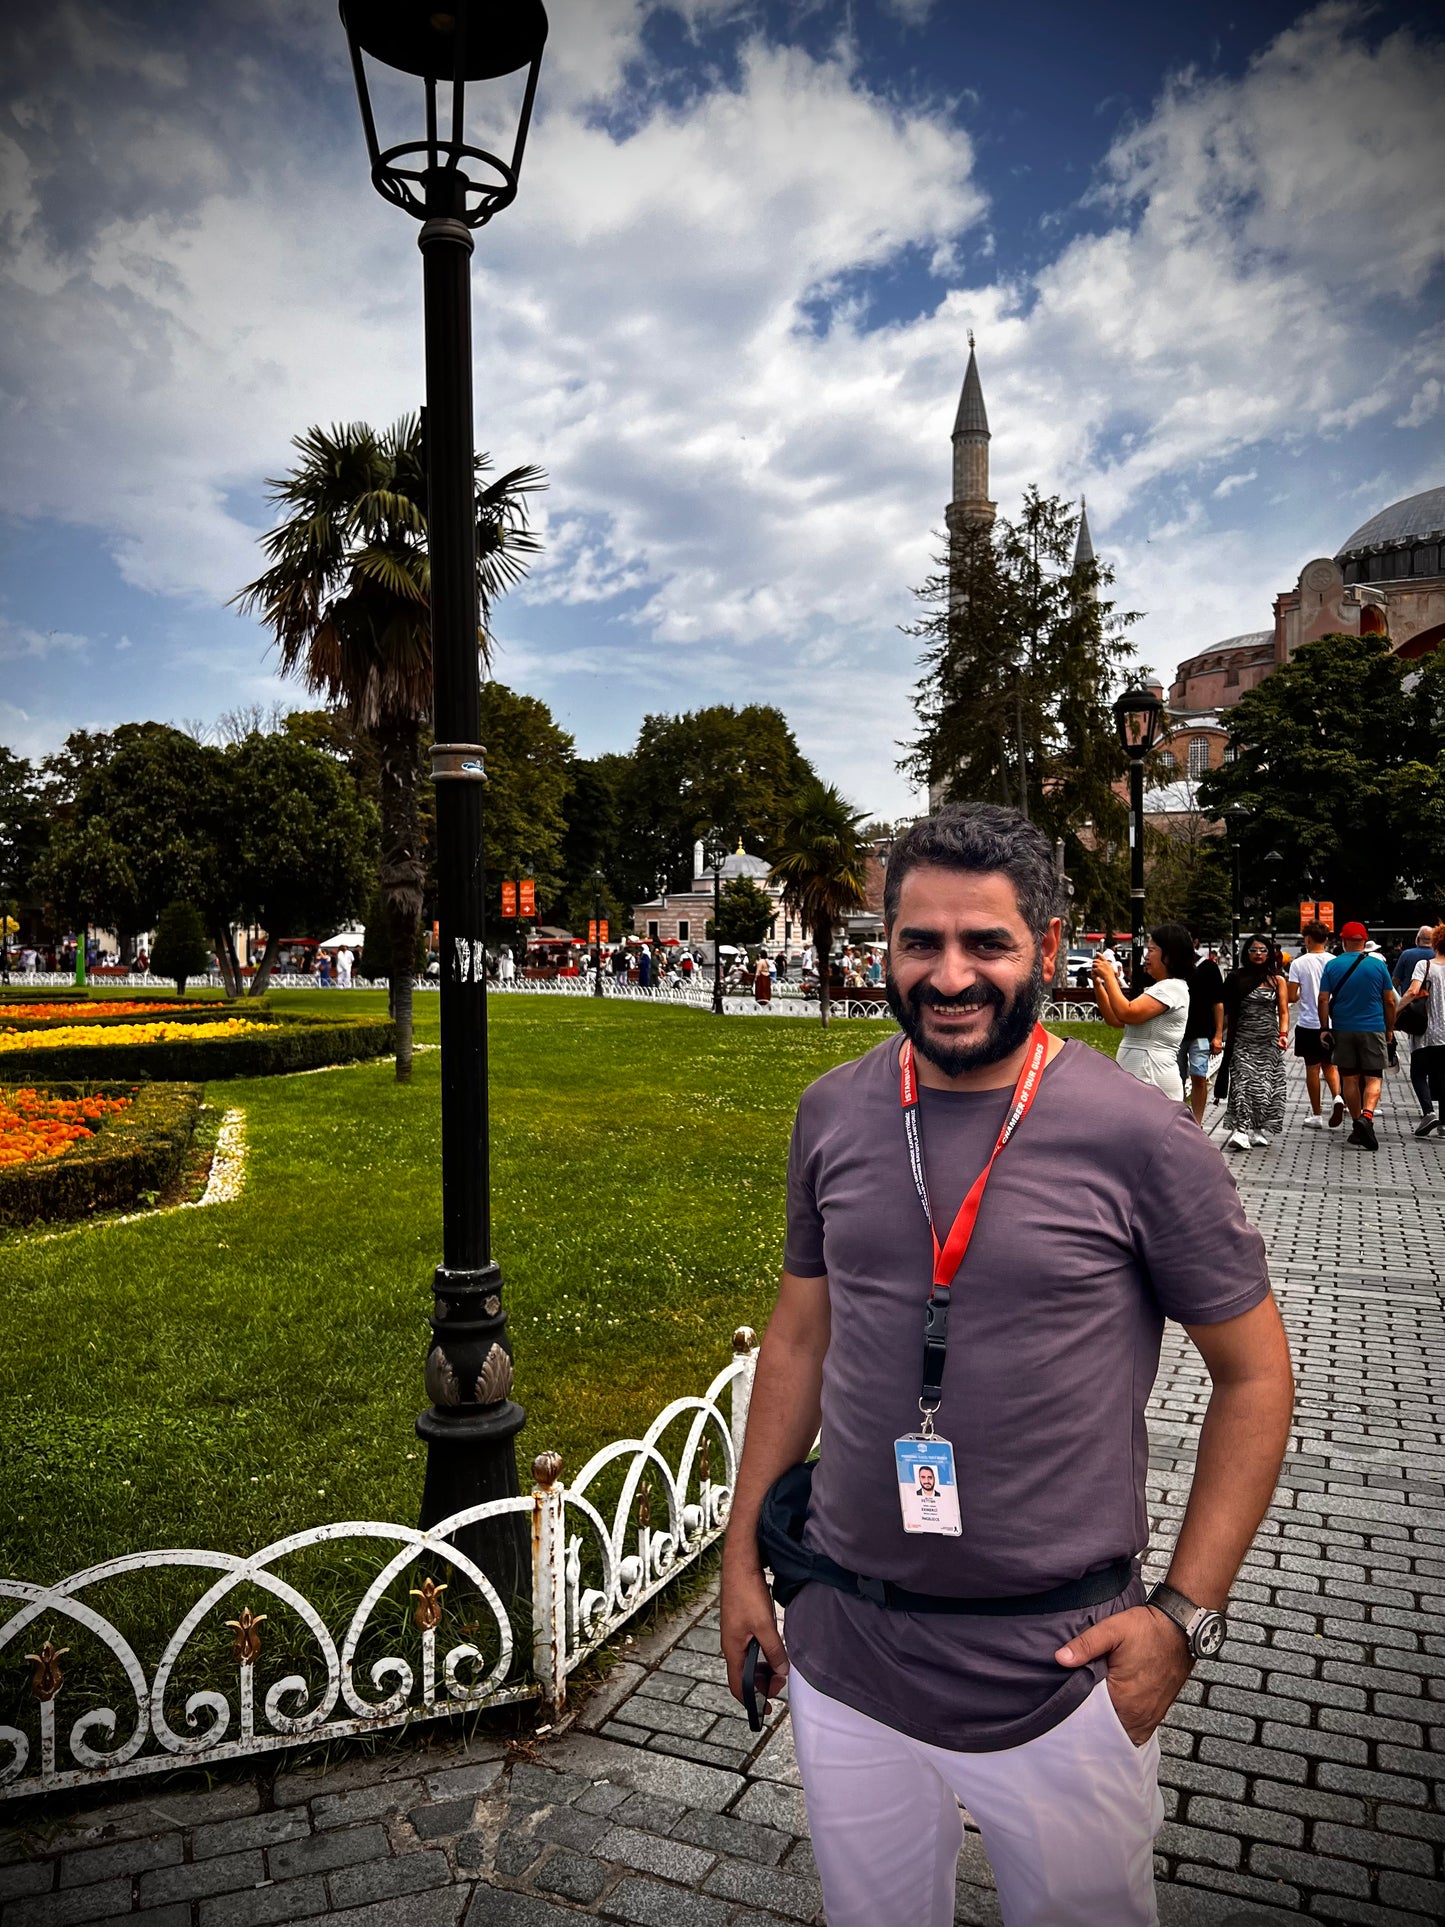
[0,1019,259,1054]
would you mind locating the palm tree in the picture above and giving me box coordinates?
[234,417,543,1079]
[770,780,870,1027]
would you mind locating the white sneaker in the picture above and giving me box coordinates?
[1227,1130,1250,1149]
[1303,1115,1324,1130]
[1252,1133,1270,1146]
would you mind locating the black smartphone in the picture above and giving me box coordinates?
[741,1636,774,1733]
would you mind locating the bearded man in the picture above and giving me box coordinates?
[721,804,1293,1927]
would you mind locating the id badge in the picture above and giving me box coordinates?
[894,1434,962,1536]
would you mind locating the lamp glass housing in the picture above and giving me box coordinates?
[1113,684,1165,760]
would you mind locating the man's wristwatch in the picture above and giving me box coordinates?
[1147,1582,1228,1659]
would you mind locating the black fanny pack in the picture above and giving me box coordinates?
[758,1462,1134,1617]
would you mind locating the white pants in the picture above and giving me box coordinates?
[790,1667,1163,1927]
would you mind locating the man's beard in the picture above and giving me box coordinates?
[885,952,1045,1076]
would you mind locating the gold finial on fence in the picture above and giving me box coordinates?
[410,1577,448,1631]
[226,1607,266,1665]
[699,1436,711,1484]
[638,1482,651,1530]
[26,1641,68,1702]
[733,1326,757,1354]
[532,1451,563,1489]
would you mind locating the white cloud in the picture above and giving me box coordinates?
[0,619,89,661]
[1,0,1443,813]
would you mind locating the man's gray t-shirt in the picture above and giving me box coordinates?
[782,1034,1270,1752]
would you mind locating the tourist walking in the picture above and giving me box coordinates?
[754,952,773,1006]
[1318,921,1397,1153]
[1288,921,1345,1130]
[721,804,1292,1927]
[1091,922,1194,1101]
[638,946,652,991]
[1218,935,1288,1150]
[1179,940,1225,1126]
[1393,924,1437,1130]
[1395,923,1445,1137]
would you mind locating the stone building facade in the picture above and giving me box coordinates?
[630,843,795,952]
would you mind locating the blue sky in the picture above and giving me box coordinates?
[2,0,1443,819]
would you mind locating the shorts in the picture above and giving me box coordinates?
[1331,1030,1387,1075]
[1183,1037,1214,1079]
[1294,1027,1328,1065]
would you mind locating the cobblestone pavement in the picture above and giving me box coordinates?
[3,1060,1441,1926]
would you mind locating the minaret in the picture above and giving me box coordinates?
[1073,495,1094,570]
[946,332,996,550]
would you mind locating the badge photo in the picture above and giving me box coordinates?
[894,1435,962,1536]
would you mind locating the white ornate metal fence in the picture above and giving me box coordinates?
[0,1332,759,1801]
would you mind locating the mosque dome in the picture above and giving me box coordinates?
[1336,485,1445,561]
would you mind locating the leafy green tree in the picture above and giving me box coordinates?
[0,748,45,974]
[707,876,774,948]
[557,754,631,935]
[477,680,573,944]
[233,415,544,1080]
[904,489,1137,932]
[1198,633,1445,917]
[770,781,869,1027]
[151,900,211,997]
[223,731,377,993]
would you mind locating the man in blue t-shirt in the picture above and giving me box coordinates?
[1394,924,1437,1126]
[1318,921,1397,1152]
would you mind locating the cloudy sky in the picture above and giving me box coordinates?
[3,0,1443,819]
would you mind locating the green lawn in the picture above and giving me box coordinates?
[1,992,1119,1587]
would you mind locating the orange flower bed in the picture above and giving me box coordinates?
[0,1002,176,1023]
[0,1087,133,1168]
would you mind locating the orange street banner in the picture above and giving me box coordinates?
[587,920,598,944]
[599,919,609,944]
[519,879,536,917]
[1299,901,1316,925]
[501,881,517,918]
[1317,901,1335,931]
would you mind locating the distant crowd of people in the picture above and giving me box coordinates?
[1091,920,1445,1153]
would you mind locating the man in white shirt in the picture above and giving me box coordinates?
[1288,922,1344,1130]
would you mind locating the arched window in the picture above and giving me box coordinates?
[1188,736,1211,779]
[1156,749,1177,772]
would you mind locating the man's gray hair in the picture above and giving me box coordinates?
[1417,924,1434,947]
[883,804,1064,940]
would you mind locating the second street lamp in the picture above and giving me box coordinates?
[704,830,727,1016]
[340,0,547,1602]
[1112,682,1165,987]
[1223,805,1248,966]
[591,870,606,998]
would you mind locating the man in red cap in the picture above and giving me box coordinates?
[1317,922,1397,1151]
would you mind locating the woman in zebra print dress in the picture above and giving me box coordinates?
[1220,935,1289,1149]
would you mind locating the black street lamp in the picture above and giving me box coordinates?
[703,830,728,1016]
[1262,849,1284,958]
[591,870,606,999]
[1222,805,1248,966]
[340,0,548,1601]
[1113,683,1165,987]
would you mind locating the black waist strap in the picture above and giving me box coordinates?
[758,1462,1136,1617]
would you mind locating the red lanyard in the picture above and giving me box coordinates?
[901,1023,1051,1418]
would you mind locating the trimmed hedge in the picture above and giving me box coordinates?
[0,1013,396,1084]
[0,1082,202,1227]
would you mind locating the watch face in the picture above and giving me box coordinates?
[1193,1612,1227,1658]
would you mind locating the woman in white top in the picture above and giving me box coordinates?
[1091,921,1194,1101]
[1397,922,1445,1137]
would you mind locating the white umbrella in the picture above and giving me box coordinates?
[318,929,365,950]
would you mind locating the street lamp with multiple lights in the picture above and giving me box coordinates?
[703,830,728,1016]
[339,0,548,1601]
[1112,682,1165,985]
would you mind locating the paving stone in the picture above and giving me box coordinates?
[576,1780,633,1816]
[0,1864,54,1902]
[422,1761,506,1803]
[670,1808,790,1867]
[644,1731,753,1773]
[311,1776,427,1830]
[1157,1869,1302,1919]
[630,1672,694,1706]
[1316,1762,1428,1803]
[602,1719,659,1749]
[268,1825,390,1882]
[543,1734,743,1813]
[601,1875,732,1927]
[508,1764,595,1810]
[1155,1821,1240,1870]
[491,1831,542,1877]
[139,1848,266,1907]
[732,1780,810,1837]
[1375,1871,1445,1915]
[56,1783,262,1844]
[197,1873,330,1927]
[1184,1797,1302,1847]
[1376,1802,1445,1841]
[702,1856,823,1921]
[1303,1901,1438,1927]
[1249,1782,1365,1826]
[1246,1845,1370,1898]
[1155,1757,1247,1801]
[534,1806,609,1852]
[594,1825,715,1884]
[749,1721,802,1788]
[533,1846,607,1903]
[58,1834,182,1886]
[467,1893,593,1926]
[407,1796,478,1840]
[576,1660,650,1734]
[191,1811,312,1860]
[326,1847,451,1909]
[6,1878,137,1927]
[318,1888,466,1927]
[1311,1822,1433,1873]
[1196,1739,1308,1784]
